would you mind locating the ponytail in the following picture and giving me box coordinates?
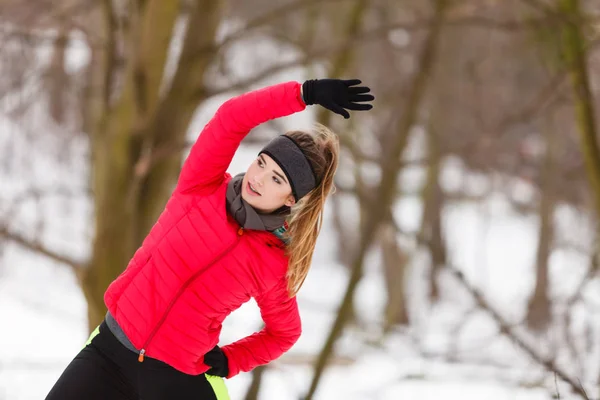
[284,124,339,297]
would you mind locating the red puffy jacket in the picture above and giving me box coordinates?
[104,81,306,378]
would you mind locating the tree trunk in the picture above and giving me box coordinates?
[420,122,446,302]
[526,115,557,332]
[381,221,409,332]
[558,0,600,214]
[305,1,448,398]
[47,28,69,125]
[244,365,266,400]
[312,0,367,329]
[82,0,221,331]
[134,0,222,244]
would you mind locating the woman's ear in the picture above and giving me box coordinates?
[284,195,296,207]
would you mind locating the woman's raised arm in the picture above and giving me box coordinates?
[176,81,306,194]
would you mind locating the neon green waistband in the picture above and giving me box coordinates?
[84,325,230,400]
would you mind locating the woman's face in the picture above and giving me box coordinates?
[241,154,296,213]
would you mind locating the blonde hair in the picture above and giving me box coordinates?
[283,124,339,297]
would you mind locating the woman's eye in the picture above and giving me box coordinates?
[258,159,264,167]
[273,176,280,184]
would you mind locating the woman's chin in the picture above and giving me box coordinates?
[242,193,259,207]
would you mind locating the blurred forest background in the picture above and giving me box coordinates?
[1,0,600,399]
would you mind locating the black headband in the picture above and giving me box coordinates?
[259,135,317,201]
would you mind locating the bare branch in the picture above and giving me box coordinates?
[0,226,84,271]
[395,208,594,398]
[448,266,590,399]
[0,1,105,45]
[521,0,565,16]
[563,229,599,308]
[205,17,600,98]
[220,0,352,47]
[100,0,117,110]
[3,185,82,205]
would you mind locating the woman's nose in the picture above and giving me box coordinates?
[253,174,264,186]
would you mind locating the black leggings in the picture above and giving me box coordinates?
[45,321,222,400]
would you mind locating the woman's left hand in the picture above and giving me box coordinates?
[204,346,229,377]
[301,78,374,119]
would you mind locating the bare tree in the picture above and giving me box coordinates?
[526,113,558,332]
[420,121,446,303]
[380,221,410,330]
[557,0,600,214]
[305,0,449,397]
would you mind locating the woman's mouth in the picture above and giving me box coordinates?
[246,182,261,196]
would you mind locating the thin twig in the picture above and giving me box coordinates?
[577,379,590,400]
[204,21,600,99]
[448,266,590,399]
[0,226,84,271]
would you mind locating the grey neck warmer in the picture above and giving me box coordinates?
[259,135,317,201]
[226,173,290,231]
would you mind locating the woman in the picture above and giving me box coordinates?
[45,78,374,400]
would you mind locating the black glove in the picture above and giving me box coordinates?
[204,345,229,377]
[302,79,374,119]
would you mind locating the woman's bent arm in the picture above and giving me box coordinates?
[220,278,302,378]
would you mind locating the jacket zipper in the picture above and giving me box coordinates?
[138,227,244,362]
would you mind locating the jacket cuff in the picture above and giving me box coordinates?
[220,346,239,379]
[300,83,306,105]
